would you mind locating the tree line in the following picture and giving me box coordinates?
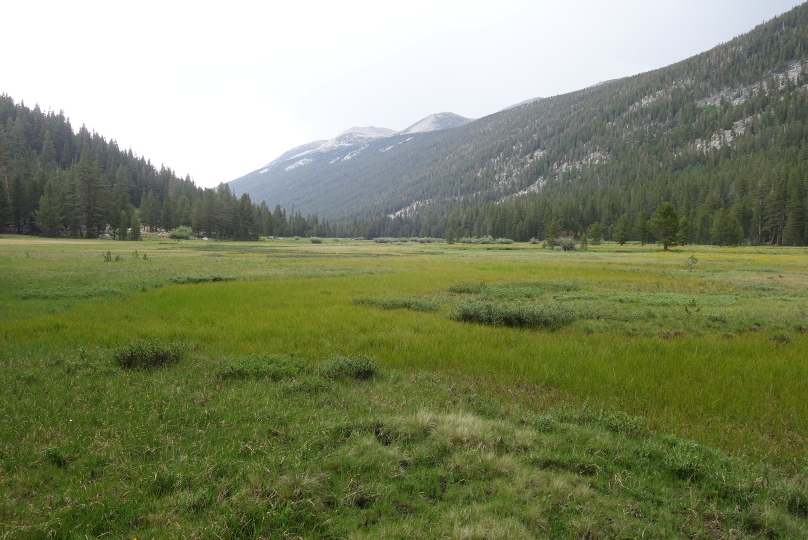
[0,95,334,240]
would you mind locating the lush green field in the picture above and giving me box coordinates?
[2,235,808,537]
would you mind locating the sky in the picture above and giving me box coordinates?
[1,0,803,187]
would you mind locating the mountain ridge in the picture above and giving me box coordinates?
[231,3,808,246]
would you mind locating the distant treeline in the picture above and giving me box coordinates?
[0,95,334,240]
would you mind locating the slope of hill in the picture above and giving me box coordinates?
[231,3,808,246]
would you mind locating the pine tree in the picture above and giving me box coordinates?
[129,212,141,240]
[587,222,603,245]
[636,211,649,245]
[783,169,805,245]
[545,219,560,245]
[678,217,692,246]
[711,209,744,246]
[651,202,679,251]
[40,130,56,172]
[0,170,10,230]
[119,210,129,240]
[73,151,109,237]
[615,214,631,245]
[263,211,274,236]
[36,179,64,237]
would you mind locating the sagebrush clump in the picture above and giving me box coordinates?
[451,300,575,329]
[318,354,378,380]
[216,354,306,381]
[114,340,185,369]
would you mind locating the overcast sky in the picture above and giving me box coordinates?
[1,1,802,187]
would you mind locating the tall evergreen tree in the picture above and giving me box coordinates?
[35,179,64,237]
[73,151,108,237]
[636,212,649,245]
[615,214,631,245]
[651,202,679,251]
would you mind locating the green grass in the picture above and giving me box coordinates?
[2,236,808,536]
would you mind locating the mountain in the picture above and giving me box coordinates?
[399,112,473,135]
[499,97,544,112]
[229,114,472,215]
[230,3,808,246]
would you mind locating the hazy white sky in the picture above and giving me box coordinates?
[1,0,802,187]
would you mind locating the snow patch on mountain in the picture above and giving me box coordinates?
[379,137,414,153]
[316,126,398,153]
[284,158,314,171]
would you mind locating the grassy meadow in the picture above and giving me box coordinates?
[2,235,808,538]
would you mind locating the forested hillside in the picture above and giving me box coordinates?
[235,2,808,246]
[0,96,331,239]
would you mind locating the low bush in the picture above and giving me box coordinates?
[374,237,408,243]
[216,354,306,381]
[169,275,235,285]
[309,237,323,244]
[450,300,575,329]
[318,354,378,380]
[169,226,193,239]
[114,340,185,369]
[352,297,440,311]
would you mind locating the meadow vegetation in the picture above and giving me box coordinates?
[1,235,807,537]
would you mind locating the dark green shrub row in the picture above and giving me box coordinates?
[352,297,440,312]
[18,286,122,300]
[169,275,236,285]
[318,354,378,380]
[450,301,575,328]
[114,340,185,369]
[217,354,306,381]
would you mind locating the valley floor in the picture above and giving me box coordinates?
[1,236,807,537]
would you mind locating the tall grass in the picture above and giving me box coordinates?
[2,237,808,463]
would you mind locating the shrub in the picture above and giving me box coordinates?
[169,275,235,285]
[374,237,408,243]
[114,340,185,369]
[558,235,576,251]
[217,354,306,381]
[318,354,378,380]
[169,226,193,239]
[450,300,575,329]
[352,297,440,311]
[309,237,323,244]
